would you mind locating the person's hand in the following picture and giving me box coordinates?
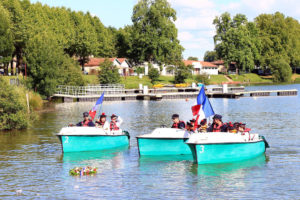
[68,123,74,127]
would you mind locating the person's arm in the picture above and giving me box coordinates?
[207,124,213,132]
[116,116,123,127]
[103,121,110,131]
[76,122,82,126]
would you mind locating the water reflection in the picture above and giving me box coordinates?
[189,154,267,176]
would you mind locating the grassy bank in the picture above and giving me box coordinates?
[228,73,273,83]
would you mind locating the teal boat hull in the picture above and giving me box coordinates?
[137,137,192,156]
[58,135,129,153]
[188,140,266,164]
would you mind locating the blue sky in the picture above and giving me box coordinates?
[31,0,300,60]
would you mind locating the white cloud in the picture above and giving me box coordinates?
[171,0,300,59]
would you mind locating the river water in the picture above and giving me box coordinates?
[1,84,300,199]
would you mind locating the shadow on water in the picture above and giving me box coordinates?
[189,153,268,176]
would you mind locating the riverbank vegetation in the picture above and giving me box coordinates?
[0,77,43,130]
[211,12,300,83]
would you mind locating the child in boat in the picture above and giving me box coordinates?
[69,112,95,127]
[185,121,195,133]
[110,114,123,131]
[207,114,228,132]
[95,113,110,131]
[198,119,207,132]
[171,114,185,129]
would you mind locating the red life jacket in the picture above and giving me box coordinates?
[110,121,119,131]
[212,124,222,132]
[81,120,91,127]
[172,121,185,129]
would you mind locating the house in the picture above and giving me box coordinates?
[212,60,227,73]
[183,60,218,75]
[142,62,174,76]
[84,57,132,76]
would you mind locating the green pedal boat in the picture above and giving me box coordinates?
[136,128,192,156]
[57,127,130,153]
[186,132,269,164]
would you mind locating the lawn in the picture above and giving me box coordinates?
[229,73,273,83]
[208,75,228,84]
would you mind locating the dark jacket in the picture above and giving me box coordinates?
[76,120,95,127]
[207,123,228,132]
[171,121,186,129]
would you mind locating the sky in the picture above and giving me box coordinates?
[30,0,300,60]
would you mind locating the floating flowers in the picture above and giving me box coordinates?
[69,166,97,176]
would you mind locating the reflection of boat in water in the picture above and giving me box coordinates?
[186,132,269,164]
[139,154,193,163]
[62,146,129,162]
[136,128,192,156]
[189,154,267,176]
[57,127,130,152]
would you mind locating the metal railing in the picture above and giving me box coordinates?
[55,84,125,96]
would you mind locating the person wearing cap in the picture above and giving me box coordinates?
[95,113,109,130]
[110,114,123,131]
[207,114,227,132]
[74,112,95,127]
[171,114,185,129]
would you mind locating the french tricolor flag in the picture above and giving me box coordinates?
[89,92,104,120]
[191,86,215,121]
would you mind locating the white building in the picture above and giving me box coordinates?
[84,58,132,76]
[183,60,218,75]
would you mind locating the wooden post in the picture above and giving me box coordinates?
[26,93,30,114]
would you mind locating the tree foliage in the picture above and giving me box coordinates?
[131,0,183,65]
[203,51,218,62]
[187,56,198,61]
[148,68,160,84]
[0,78,30,130]
[213,13,261,74]
[98,59,120,84]
[174,63,192,83]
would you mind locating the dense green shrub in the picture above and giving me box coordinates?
[271,58,292,82]
[195,74,210,85]
[148,68,160,84]
[98,59,120,84]
[0,78,30,130]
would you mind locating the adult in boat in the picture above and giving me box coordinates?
[171,114,185,129]
[95,113,109,130]
[70,112,95,127]
[207,114,228,132]
[110,114,123,131]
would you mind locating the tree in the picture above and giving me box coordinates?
[131,0,183,65]
[213,13,261,74]
[187,56,198,61]
[0,4,14,75]
[98,59,120,84]
[66,11,98,71]
[271,57,292,82]
[203,51,218,62]
[25,31,82,97]
[174,62,192,83]
[148,68,160,84]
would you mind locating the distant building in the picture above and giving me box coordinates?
[84,57,133,76]
[142,62,174,76]
[183,60,218,75]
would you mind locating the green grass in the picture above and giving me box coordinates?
[121,76,153,89]
[208,75,228,84]
[229,73,273,83]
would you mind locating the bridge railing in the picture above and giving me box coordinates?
[55,84,125,96]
